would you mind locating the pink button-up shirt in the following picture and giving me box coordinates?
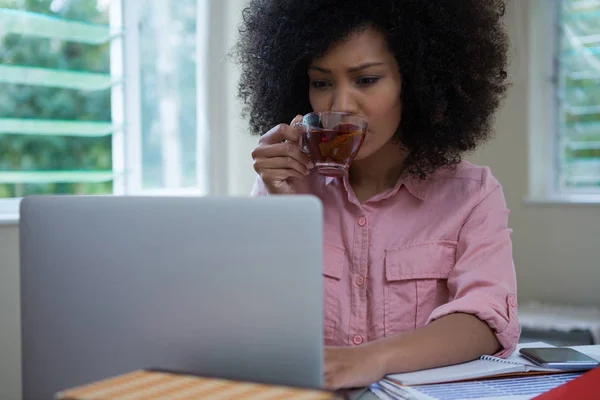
[251,161,520,357]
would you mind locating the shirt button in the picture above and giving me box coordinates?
[355,276,365,286]
[352,335,364,345]
[358,217,366,226]
[509,295,517,307]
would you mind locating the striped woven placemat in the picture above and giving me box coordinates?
[56,370,339,400]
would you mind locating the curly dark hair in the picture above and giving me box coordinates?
[234,0,509,177]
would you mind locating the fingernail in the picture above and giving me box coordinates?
[308,161,314,169]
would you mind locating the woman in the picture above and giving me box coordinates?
[235,0,520,390]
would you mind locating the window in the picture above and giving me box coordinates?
[555,0,600,194]
[0,0,209,220]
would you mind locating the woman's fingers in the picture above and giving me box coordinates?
[252,141,313,168]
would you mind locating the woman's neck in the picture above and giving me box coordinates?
[349,141,408,202]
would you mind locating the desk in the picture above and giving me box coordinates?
[352,344,600,400]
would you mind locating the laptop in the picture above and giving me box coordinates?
[19,195,324,400]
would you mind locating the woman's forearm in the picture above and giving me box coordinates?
[369,313,501,375]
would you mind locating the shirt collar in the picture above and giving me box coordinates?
[400,174,430,201]
[324,173,430,201]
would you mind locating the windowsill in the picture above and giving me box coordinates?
[0,198,21,224]
[0,214,19,225]
[524,194,600,206]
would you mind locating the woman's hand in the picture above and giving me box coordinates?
[251,115,314,195]
[324,344,387,390]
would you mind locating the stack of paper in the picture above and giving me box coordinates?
[369,342,593,400]
[371,372,583,400]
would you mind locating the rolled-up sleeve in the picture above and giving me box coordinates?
[426,171,521,358]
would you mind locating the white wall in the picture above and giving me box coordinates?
[206,0,256,197]
[0,225,21,400]
[224,0,257,196]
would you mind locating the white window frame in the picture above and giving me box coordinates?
[120,0,210,197]
[0,0,211,223]
[111,0,126,196]
[527,0,600,204]
[0,202,19,224]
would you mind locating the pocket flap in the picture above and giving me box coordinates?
[323,243,345,280]
[385,241,456,281]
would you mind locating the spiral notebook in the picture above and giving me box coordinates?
[384,342,563,386]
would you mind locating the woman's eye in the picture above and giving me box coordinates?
[357,76,380,86]
[310,80,330,89]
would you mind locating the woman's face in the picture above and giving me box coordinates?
[308,27,403,160]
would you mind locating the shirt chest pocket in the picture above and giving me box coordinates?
[383,242,456,336]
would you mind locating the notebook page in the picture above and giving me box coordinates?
[385,342,555,386]
[385,358,525,386]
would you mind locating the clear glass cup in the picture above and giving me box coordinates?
[294,111,368,177]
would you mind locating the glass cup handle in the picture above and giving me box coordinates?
[291,121,310,155]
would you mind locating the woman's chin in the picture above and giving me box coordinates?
[353,147,372,161]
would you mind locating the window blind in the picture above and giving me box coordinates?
[0,3,119,198]
[557,0,600,189]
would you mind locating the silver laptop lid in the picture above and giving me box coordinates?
[19,195,323,400]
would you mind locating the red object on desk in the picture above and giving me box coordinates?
[532,367,600,400]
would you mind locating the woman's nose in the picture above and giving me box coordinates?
[330,87,358,115]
